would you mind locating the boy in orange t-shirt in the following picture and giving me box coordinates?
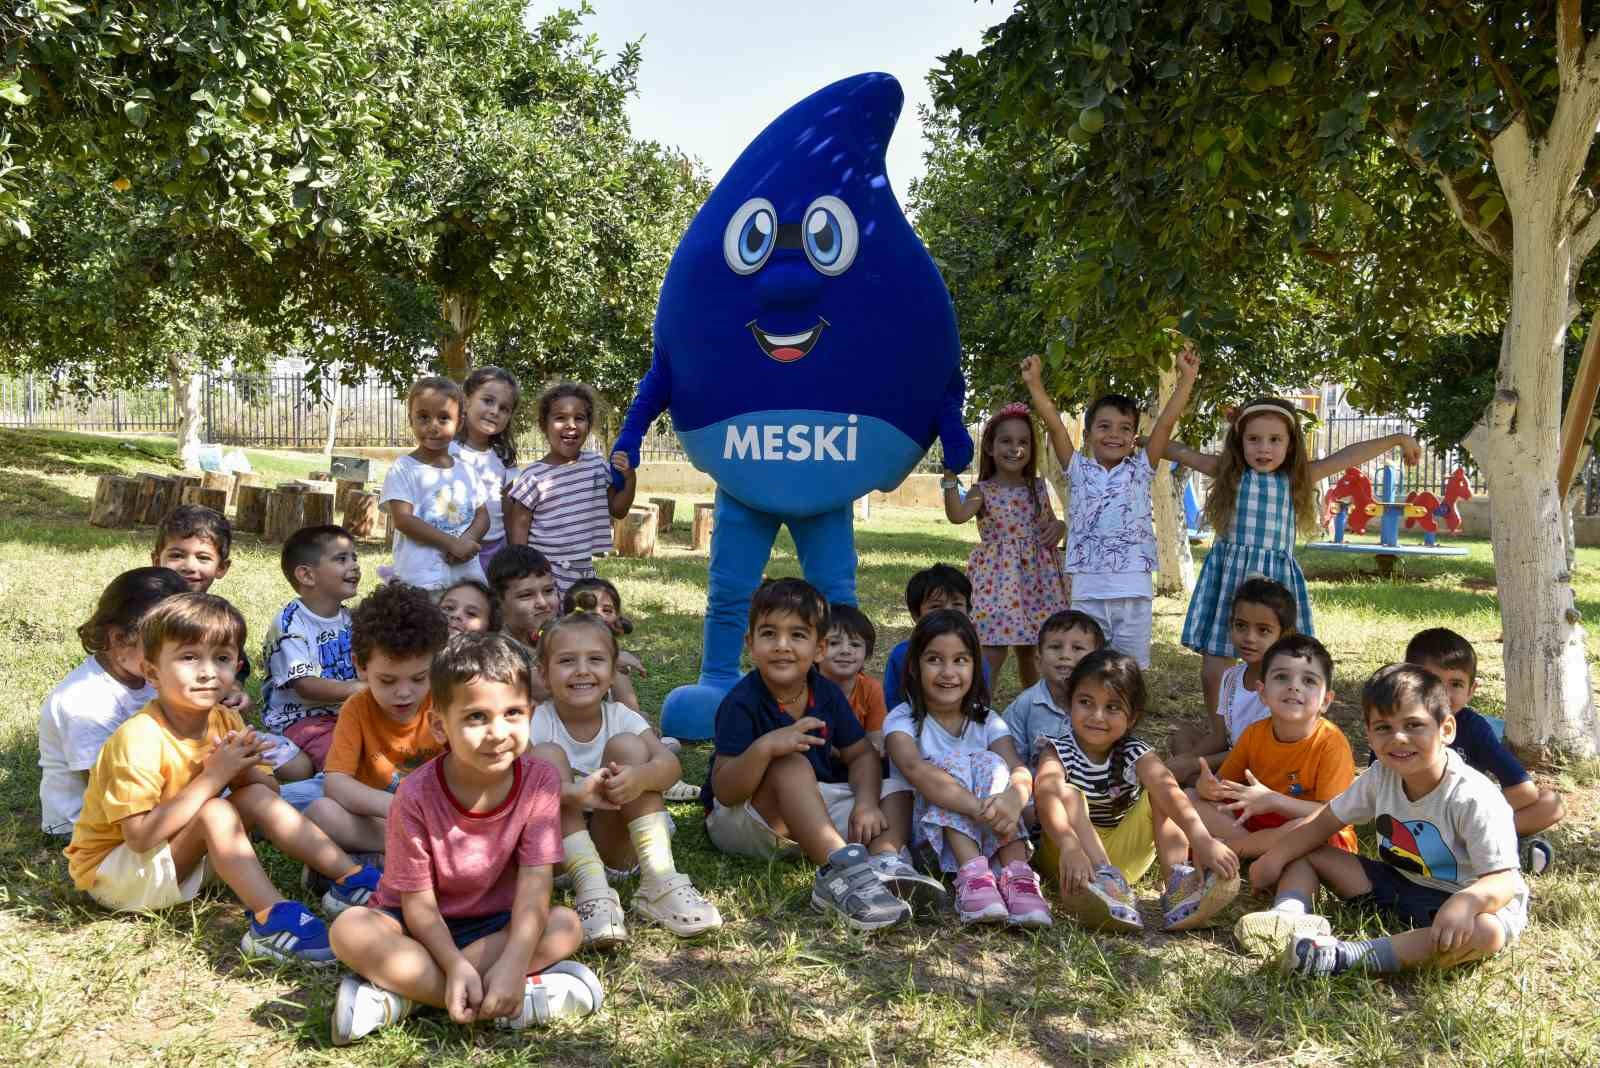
[819,605,889,749]
[1192,634,1357,857]
[304,583,451,861]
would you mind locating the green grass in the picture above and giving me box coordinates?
[1,427,1597,1066]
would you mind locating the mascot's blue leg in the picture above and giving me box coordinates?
[789,505,858,609]
[660,490,781,741]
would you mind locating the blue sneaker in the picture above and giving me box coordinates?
[240,901,335,966]
[322,865,382,917]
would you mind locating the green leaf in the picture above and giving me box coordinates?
[0,81,29,106]
[1247,0,1272,21]
[287,165,311,183]
[1478,194,1506,227]
[123,101,147,128]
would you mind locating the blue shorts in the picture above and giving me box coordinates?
[1350,857,1452,928]
[380,907,512,950]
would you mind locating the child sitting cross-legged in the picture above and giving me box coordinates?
[328,632,601,1044]
[439,578,497,635]
[882,609,1045,926]
[818,604,889,750]
[530,594,721,947]
[64,594,381,965]
[704,578,929,931]
[488,545,561,703]
[1033,650,1241,932]
[1238,664,1529,976]
[303,583,452,864]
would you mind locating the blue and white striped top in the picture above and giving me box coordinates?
[506,451,614,569]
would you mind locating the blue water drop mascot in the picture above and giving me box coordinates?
[610,72,974,739]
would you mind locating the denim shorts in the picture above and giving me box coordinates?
[380,907,512,950]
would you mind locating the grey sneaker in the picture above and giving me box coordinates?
[869,851,949,914]
[1233,909,1331,957]
[811,844,911,931]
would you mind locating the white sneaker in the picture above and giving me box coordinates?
[494,961,604,1028]
[575,887,628,949]
[331,975,413,1046]
[1233,908,1331,957]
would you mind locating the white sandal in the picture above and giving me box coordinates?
[632,874,723,937]
[575,887,628,949]
[663,780,700,803]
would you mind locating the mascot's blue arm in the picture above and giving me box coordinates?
[936,366,975,473]
[608,345,672,489]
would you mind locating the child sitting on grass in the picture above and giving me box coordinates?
[1239,664,1529,976]
[1003,609,1106,768]
[38,567,189,838]
[65,594,380,964]
[819,604,888,748]
[304,583,451,858]
[882,564,991,710]
[262,525,365,773]
[1033,650,1240,932]
[1167,577,1298,785]
[488,545,560,703]
[703,578,920,931]
[561,576,642,712]
[328,632,600,1043]
[1406,627,1564,873]
[531,596,721,947]
[439,578,497,635]
[1191,634,1357,859]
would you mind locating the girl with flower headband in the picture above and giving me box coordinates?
[942,398,1067,688]
[1160,395,1420,713]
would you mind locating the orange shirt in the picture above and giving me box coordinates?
[845,672,889,732]
[324,689,440,791]
[1220,716,1358,852]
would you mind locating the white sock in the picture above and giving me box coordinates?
[1273,894,1309,916]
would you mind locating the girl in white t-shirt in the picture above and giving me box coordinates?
[449,365,522,576]
[37,566,189,836]
[528,603,721,947]
[1167,576,1298,785]
[380,376,491,593]
[883,610,1048,927]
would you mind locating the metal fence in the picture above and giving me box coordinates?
[1308,414,1479,498]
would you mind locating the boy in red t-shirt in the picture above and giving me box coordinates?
[328,632,601,1045]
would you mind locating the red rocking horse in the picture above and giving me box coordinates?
[1404,466,1473,539]
[1324,466,1376,535]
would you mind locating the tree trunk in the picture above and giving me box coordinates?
[615,505,659,558]
[1149,365,1195,597]
[90,475,140,528]
[1464,199,1598,760]
[440,290,482,381]
[168,354,203,470]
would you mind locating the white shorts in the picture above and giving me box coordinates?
[1072,595,1154,668]
[706,780,895,858]
[87,841,214,913]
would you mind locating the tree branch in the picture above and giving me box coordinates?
[1558,0,1584,76]
[1573,194,1600,262]
[1384,119,1513,262]
[1546,17,1600,194]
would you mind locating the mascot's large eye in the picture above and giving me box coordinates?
[723,198,778,275]
[801,196,858,276]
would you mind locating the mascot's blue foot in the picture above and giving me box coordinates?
[661,683,731,742]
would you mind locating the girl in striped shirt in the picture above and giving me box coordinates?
[505,384,638,594]
[1033,650,1240,933]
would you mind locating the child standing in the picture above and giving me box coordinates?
[1033,650,1241,932]
[1406,628,1564,872]
[65,594,380,962]
[328,632,601,1044]
[530,602,721,946]
[1241,665,1528,976]
[942,403,1067,687]
[382,376,491,592]
[882,610,1048,926]
[1191,634,1358,858]
[1163,396,1420,712]
[1021,343,1198,669]
[450,366,522,576]
[262,525,364,773]
[38,567,189,837]
[1166,577,1298,785]
[505,384,637,595]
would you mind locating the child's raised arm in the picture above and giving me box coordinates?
[1143,342,1200,469]
[608,452,638,518]
[942,478,984,524]
[1308,432,1422,482]
[1020,355,1076,467]
[1150,438,1220,477]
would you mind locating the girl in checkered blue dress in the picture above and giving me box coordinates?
[1162,399,1420,715]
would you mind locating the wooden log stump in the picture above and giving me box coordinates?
[692,502,715,550]
[309,470,331,482]
[201,471,235,506]
[276,482,308,492]
[344,490,382,538]
[135,474,177,525]
[615,505,659,558]
[335,478,365,512]
[236,484,271,534]
[297,479,337,497]
[179,485,228,514]
[302,490,336,528]
[649,497,676,530]
[90,475,141,528]
[173,473,202,497]
[264,489,307,543]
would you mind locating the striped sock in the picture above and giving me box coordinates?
[1335,936,1400,974]
[562,831,609,901]
[628,811,677,889]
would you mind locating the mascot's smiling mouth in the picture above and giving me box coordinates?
[747,318,829,363]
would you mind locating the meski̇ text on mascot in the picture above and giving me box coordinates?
[611,72,974,739]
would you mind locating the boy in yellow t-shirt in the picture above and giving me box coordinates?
[305,583,451,858]
[65,593,381,966]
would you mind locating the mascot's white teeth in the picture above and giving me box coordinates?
[747,318,830,363]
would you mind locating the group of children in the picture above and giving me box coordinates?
[33,354,1568,1044]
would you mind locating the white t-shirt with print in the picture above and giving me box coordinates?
[448,441,515,543]
[380,454,488,590]
[37,655,156,835]
[261,599,355,732]
[530,700,652,777]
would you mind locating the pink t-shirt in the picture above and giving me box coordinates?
[373,753,563,917]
